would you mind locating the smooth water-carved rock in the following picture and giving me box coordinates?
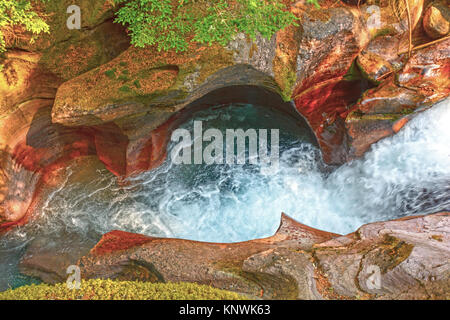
[291,3,371,164]
[0,1,130,227]
[19,212,445,300]
[68,214,337,300]
[48,0,447,172]
[52,3,373,167]
[291,0,429,164]
[0,51,58,118]
[0,104,98,227]
[315,213,450,299]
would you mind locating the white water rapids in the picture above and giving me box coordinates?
[6,98,450,242]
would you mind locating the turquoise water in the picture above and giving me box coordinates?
[0,241,41,291]
[1,100,449,291]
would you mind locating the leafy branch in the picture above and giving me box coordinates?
[0,0,49,52]
[113,0,311,52]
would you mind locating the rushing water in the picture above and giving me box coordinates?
[1,98,449,291]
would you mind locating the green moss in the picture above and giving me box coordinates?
[105,69,117,79]
[371,27,397,40]
[378,235,414,273]
[344,60,364,82]
[346,111,403,123]
[279,68,297,102]
[401,107,414,115]
[133,79,141,88]
[0,279,246,300]
[118,85,132,93]
[118,74,130,82]
[273,61,298,102]
[181,45,234,87]
[25,0,118,80]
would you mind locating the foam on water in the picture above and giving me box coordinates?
[1,98,449,290]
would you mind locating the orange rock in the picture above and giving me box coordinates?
[423,5,450,39]
[393,116,410,133]
[357,51,394,84]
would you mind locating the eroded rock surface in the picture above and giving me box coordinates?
[1,0,449,244]
[72,214,337,300]
[315,212,450,299]
[39,212,448,300]
[0,0,130,226]
[346,38,450,157]
[423,1,450,39]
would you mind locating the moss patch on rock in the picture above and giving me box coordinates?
[52,42,234,124]
[24,0,114,51]
[273,24,301,101]
[0,279,246,300]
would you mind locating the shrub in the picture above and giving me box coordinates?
[113,0,319,52]
[0,0,49,52]
[105,68,117,79]
[0,279,247,300]
[0,0,321,54]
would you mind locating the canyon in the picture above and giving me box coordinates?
[0,0,449,299]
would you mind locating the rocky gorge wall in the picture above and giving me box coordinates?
[1,0,449,228]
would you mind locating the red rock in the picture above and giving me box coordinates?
[90,230,154,256]
[94,123,128,177]
[398,37,450,102]
[346,38,450,158]
[290,4,371,164]
[295,78,366,163]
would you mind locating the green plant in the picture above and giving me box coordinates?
[0,279,247,300]
[119,85,131,92]
[113,0,319,52]
[105,68,117,79]
[0,0,49,52]
[133,79,141,88]
[0,0,321,54]
[118,74,130,82]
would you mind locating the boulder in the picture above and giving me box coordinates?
[346,38,450,158]
[71,214,337,300]
[423,1,450,39]
[315,213,450,299]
